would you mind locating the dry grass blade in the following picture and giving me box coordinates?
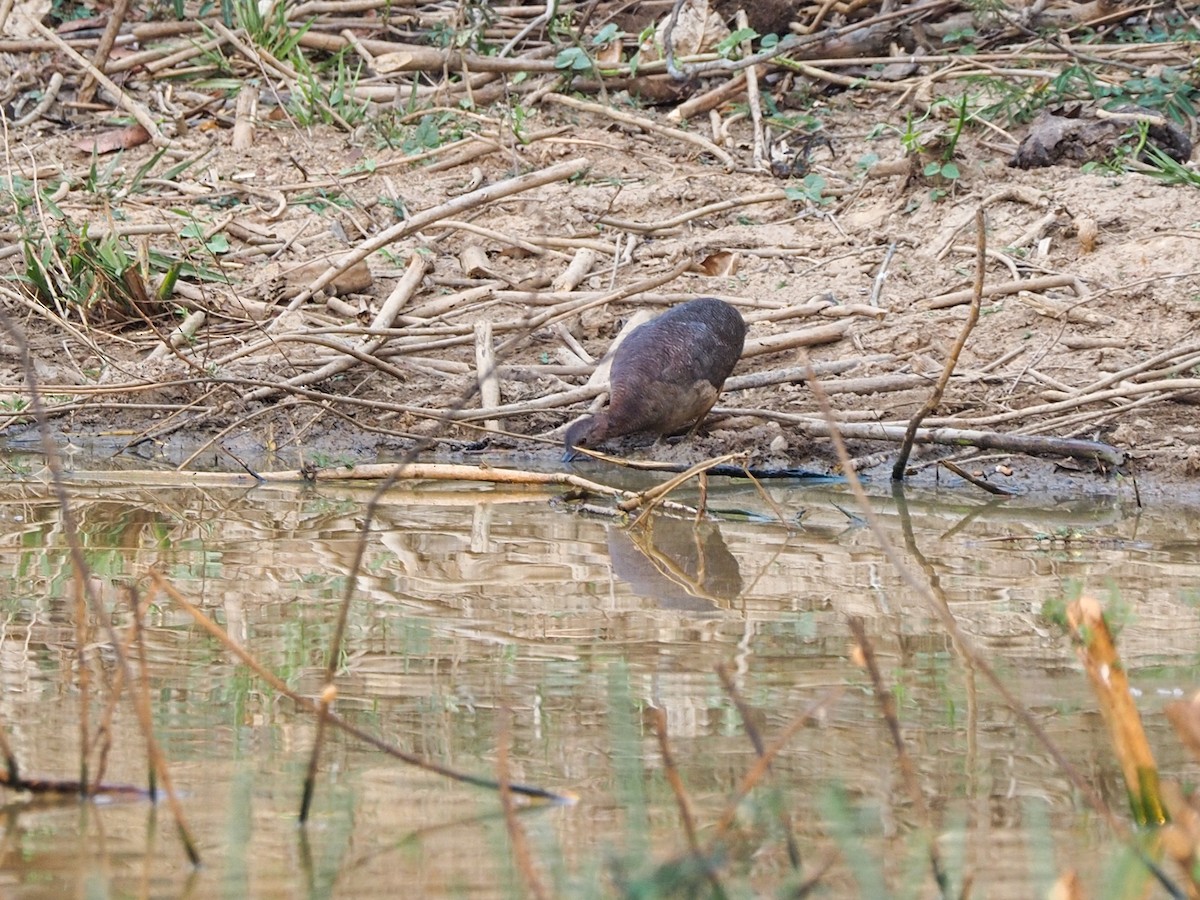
[622,452,743,524]
[543,93,736,170]
[711,688,845,843]
[25,17,167,147]
[1065,595,1167,827]
[800,349,1129,841]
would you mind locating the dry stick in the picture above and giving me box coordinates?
[923,274,1079,310]
[893,209,986,481]
[725,356,887,392]
[939,459,1014,496]
[736,11,765,170]
[78,0,130,103]
[848,617,948,894]
[244,252,430,402]
[542,93,736,170]
[0,306,199,862]
[150,572,571,802]
[599,190,787,233]
[667,71,748,123]
[921,378,1200,431]
[496,710,549,900]
[746,409,1125,466]
[715,665,801,870]
[25,18,167,147]
[652,707,728,898]
[474,321,501,432]
[295,285,610,822]
[281,156,590,313]
[622,453,742,525]
[88,591,148,792]
[176,397,304,472]
[126,586,161,796]
[11,72,63,127]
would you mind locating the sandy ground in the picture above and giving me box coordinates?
[4,77,1200,503]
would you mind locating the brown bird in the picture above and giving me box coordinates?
[564,297,746,460]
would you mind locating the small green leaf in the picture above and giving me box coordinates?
[555,47,592,72]
[941,161,961,179]
[716,27,757,56]
[923,161,943,177]
[592,23,620,45]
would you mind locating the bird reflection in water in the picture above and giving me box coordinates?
[607,515,743,613]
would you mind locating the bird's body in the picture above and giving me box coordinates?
[564,297,746,457]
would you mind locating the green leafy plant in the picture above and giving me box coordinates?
[554,45,592,73]
[895,94,970,200]
[231,0,311,58]
[1141,140,1200,187]
[716,26,757,58]
[784,173,831,206]
[22,223,144,318]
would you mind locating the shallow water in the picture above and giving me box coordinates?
[0,460,1197,898]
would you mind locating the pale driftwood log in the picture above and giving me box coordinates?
[551,249,597,292]
[231,88,256,152]
[281,156,591,313]
[922,378,1200,429]
[474,321,501,432]
[724,356,893,392]
[147,311,205,361]
[445,386,603,421]
[433,219,573,260]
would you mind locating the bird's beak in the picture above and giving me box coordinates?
[562,446,581,463]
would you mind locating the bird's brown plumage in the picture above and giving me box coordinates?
[564,297,745,458]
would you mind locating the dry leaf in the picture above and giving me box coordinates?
[75,124,151,155]
[373,52,415,74]
[1076,216,1098,253]
[642,0,729,61]
[696,250,739,277]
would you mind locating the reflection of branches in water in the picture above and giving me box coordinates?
[610,515,743,612]
[0,298,200,863]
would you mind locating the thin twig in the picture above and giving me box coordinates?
[893,209,985,480]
